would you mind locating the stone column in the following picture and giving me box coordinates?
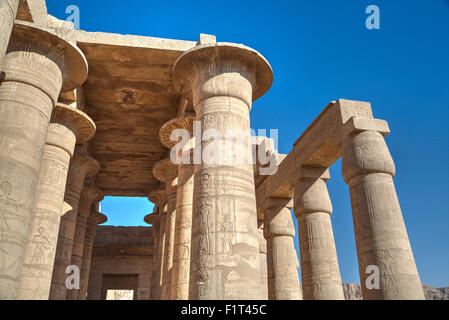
[66,185,104,300]
[50,147,100,300]
[258,220,268,300]
[159,115,195,300]
[153,159,178,300]
[263,198,302,300]
[79,209,107,300]
[17,103,95,300]
[173,36,273,300]
[342,129,425,300]
[0,21,87,299]
[0,0,20,70]
[145,211,160,300]
[148,188,167,300]
[294,167,344,300]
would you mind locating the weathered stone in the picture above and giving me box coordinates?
[153,158,178,299]
[17,103,95,300]
[258,220,268,300]
[0,21,87,300]
[50,146,99,300]
[173,41,273,300]
[294,167,344,300]
[0,0,20,71]
[263,198,302,300]
[147,188,167,300]
[79,210,106,300]
[66,185,103,299]
[342,129,425,300]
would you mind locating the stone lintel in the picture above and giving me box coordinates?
[255,99,382,206]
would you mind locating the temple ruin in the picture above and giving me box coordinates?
[0,0,425,300]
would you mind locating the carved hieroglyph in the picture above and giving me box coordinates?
[50,146,100,300]
[0,0,20,70]
[342,129,425,300]
[264,198,302,300]
[79,210,107,300]
[0,21,87,299]
[294,167,345,300]
[17,103,95,300]
[173,39,273,299]
[66,185,103,300]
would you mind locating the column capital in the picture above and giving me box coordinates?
[6,21,88,101]
[79,185,104,216]
[172,42,273,109]
[68,152,100,178]
[46,103,96,157]
[144,213,160,227]
[148,187,167,208]
[52,102,96,143]
[159,114,196,149]
[153,158,178,182]
[263,198,295,239]
[294,168,332,217]
[342,130,395,184]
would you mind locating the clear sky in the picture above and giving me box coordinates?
[46,0,449,287]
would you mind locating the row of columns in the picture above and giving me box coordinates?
[146,35,424,300]
[0,17,107,299]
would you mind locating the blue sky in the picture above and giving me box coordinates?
[47,0,449,287]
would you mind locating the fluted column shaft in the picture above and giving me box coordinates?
[157,207,167,299]
[258,221,268,300]
[162,174,177,299]
[171,159,194,299]
[66,186,103,300]
[18,104,95,300]
[264,199,302,300]
[148,214,160,300]
[0,22,86,299]
[294,167,344,300]
[173,41,272,300]
[342,130,424,300]
[0,0,20,69]
[79,210,106,300]
[50,150,99,300]
[153,160,178,300]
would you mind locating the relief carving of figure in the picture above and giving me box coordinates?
[197,196,212,255]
